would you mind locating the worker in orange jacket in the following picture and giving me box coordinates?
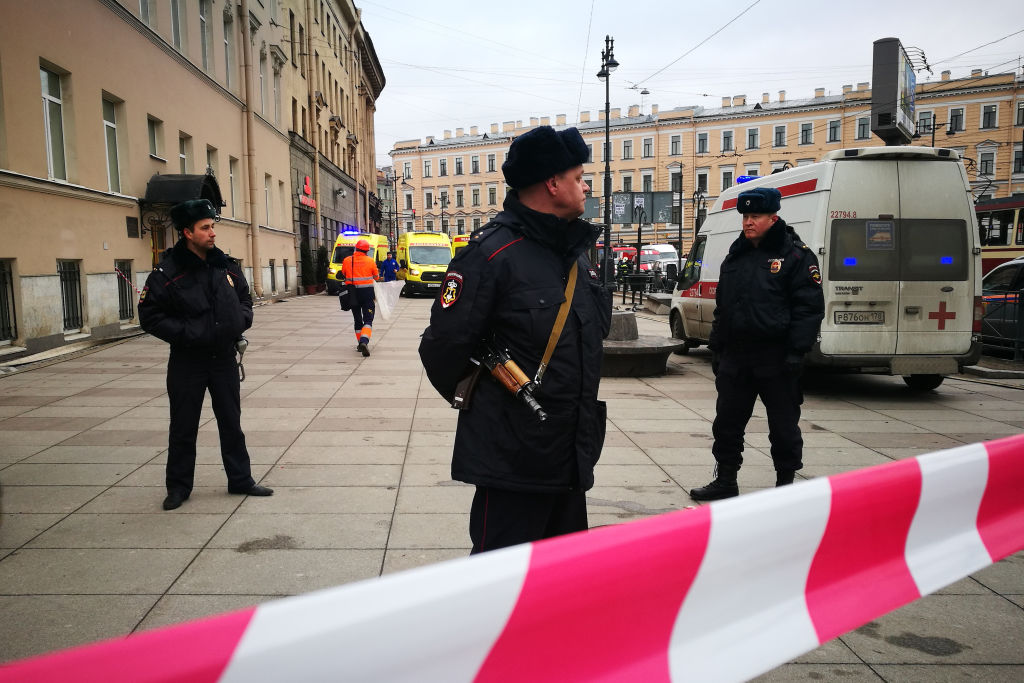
[341,239,380,357]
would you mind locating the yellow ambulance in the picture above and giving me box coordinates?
[326,232,389,295]
[396,232,453,296]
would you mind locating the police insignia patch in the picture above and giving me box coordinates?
[138,287,148,304]
[770,259,782,274]
[809,264,821,284]
[588,268,599,280]
[440,272,464,309]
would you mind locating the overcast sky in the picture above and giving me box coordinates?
[359,0,1023,168]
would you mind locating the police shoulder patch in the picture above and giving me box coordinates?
[809,264,821,285]
[440,271,464,309]
[138,286,148,303]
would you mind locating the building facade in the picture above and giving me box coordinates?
[0,0,384,359]
[391,69,1024,255]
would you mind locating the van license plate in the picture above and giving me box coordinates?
[427,283,440,288]
[834,311,884,324]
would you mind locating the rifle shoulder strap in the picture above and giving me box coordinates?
[534,262,578,386]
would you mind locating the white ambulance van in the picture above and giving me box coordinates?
[670,146,982,390]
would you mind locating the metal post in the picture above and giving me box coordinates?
[597,36,618,289]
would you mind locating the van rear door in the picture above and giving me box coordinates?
[822,161,901,356]
[894,160,974,355]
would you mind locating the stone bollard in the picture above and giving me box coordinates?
[601,311,687,377]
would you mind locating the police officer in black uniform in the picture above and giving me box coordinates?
[419,126,612,553]
[139,199,273,510]
[690,187,825,501]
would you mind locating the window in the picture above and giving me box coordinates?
[642,137,653,157]
[423,160,431,177]
[297,25,304,77]
[981,104,997,129]
[487,153,496,172]
[439,158,447,176]
[405,221,414,232]
[268,259,276,293]
[426,220,433,230]
[273,71,281,125]
[114,260,133,321]
[471,156,480,173]
[696,171,708,193]
[439,190,448,210]
[949,107,964,132]
[455,157,463,174]
[622,139,633,160]
[472,188,480,206]
[456,218,465,234]
[827,119,840,143]
[774,125,787,147]
[745,165,760,179]
[425,191,433,208]
[586,145,593,163]
[670,135,681,155]
[1014,148,1023,174]
[455,189,464,207]
[223,12,234,88]
[58,260,84,331]
[403,162,411,179]
[283,259,289,291]
[747,128,759,150]
[473,217,482,230]
[0,260,17,342]
[41,67,67,180]
[697,133,708,154]
[856,117,870,139]
[102,98,120,192]
[721,130,733,152]
[259,53,267,115]
[289,11,296,63]
[264,174,272,225]
[1017,101,1024,126]
[797,158,815,166]
[800,123,812,144]
[979,152,994,175]
[918,111,933,134]
[199,0,212,71]
[721,170,733,191]
[170,0,184,49]
[622,175,632,192]
[146,116,162,159]
[404,193,413,210]
[228,157,238,216]
[205,145,217,176]
[178,134,190,173]
[642,174,652,192]
[139,0,153,26]
[829,218,967,282]
[488,187,496,205]
[670,171,681,192]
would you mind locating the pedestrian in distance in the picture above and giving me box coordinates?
[419,125,613,554]
[342,239,380,357]
[138,199,273,511]
[690,187,825,501]
[379,251,400,282]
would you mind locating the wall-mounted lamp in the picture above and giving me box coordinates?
[334,188,347,198]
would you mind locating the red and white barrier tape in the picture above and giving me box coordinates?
[113,267,141,295]
[3,434,1022,682]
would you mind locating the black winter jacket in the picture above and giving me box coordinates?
[138,239,253,354]
[419,192,613,493]
[709,218,824,356]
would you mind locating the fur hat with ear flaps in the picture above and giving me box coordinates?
[501,126,589,189]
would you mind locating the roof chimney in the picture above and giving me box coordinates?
[971,69,983,77]
[443,129,452,139]
[470,126,478,136]
[516,120,522,129]
[722,96,731,107]
[556,114,566,125]
[425,135,434,144]
[778,90,786,102]
[490,123,499,134]
[762,92,770,104]
[628,105,640,117]
[857,82,869,91]
[733,94,746,106]
[540,116,550,126]
[455,128,463,137]
[580,111,590,123]
[598,110,605,121]
[650,104,658,116]
[941,70,951,81]
[842,84,853,94]
[814,88,825,98]
[610,107,621,119]
[529,117,539,127]
[502,121,515,132]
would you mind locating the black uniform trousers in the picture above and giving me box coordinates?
[166,349,255,495]
[469,486,588,554]
[350,286,375,342]
[711,351,804,474]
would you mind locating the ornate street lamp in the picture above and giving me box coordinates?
[692,188,707,237]
[597,35,618,288]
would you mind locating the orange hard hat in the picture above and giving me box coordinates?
[356,239,371,252]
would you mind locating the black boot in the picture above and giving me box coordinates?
[690,467,739,501]
[776,470,796,487]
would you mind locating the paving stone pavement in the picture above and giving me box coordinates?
[0,294,1022,680]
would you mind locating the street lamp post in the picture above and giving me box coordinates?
[597,35,618,288]
[692,188,707,238]
[433,196,449,236]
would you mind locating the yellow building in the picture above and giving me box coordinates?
[391,69,1024,255]
[0,0,384,358]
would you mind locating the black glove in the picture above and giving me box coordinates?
[785,353,804,376]
[711,352,720,376]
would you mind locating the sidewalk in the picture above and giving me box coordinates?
[1,294,1022,679]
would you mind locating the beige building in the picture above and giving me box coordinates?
[0,0,384,359]
[391,69,1024,254]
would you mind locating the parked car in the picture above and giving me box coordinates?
[980,255,1024,353]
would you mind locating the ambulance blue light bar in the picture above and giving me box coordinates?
[736,175,759,184]
[940,256,953,264]
[844,257,857,266]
